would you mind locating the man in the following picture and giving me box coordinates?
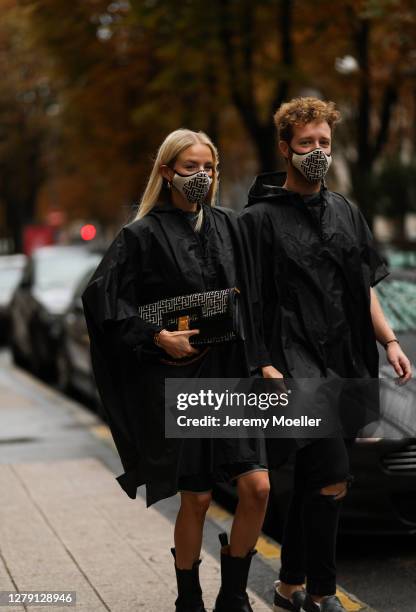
[239,97,412,612]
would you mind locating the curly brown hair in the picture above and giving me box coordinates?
[274,97,341,143]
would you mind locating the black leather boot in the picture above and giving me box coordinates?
[213,532,257,612]
[171,548,207,612]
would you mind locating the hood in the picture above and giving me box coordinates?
[32,286,74,315]
[149,200,207,215]
[0,288,16,307]
[246,171,327,207]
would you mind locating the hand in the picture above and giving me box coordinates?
[157,329,200,359]
[261,365,287,393]
[262,365,284,379]
[386,343,412,385]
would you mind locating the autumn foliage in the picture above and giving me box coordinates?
[0,0,415,247]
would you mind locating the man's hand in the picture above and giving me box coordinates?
[157,329,200,359]
[262,365,284,378]
[386,343,412,385]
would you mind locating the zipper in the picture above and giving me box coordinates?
[299,195,326,242]
[302,202,323,242]
[175,207,209,290]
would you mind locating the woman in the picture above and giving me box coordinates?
[82,129,270,612]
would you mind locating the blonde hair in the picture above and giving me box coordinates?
[135,129,219,231]
[274,97,341,143]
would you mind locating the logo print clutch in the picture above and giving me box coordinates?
[138,287,242,345]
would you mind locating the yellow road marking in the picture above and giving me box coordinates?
[256,535,281,559]
[90,424,115,448]
[206,503,232,521]
[336,590,364,611]
[90,424,111,438]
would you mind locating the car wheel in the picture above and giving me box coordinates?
[56,346,72,393]
[30,325,56,380]
[10,338,26,367]
[9,319,28,367]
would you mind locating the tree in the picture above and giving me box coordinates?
[128,0,416,221]
[128,0,297,171]
[0,0,51,250]
[346,0,416,221]
[296,0,416,221]
[7,0,416,233]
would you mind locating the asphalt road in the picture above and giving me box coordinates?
[336,533,416,612]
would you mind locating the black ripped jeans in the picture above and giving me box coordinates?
[278,438,353,596]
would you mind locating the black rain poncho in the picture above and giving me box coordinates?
[239,172,389,464]
[82,202,265,505]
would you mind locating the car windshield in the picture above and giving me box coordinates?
[376,279,416,332]
[383,249,416,270]
[34,252,96,291]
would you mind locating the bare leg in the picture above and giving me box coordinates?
[174,491,212,569]
[229,471,270,557]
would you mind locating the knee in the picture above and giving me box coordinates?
[320,480,348,501]
[238,477,270,508]
[180,492,212,517]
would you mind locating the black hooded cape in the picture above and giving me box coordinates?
[82,202,264,504]
[239,172,390,464]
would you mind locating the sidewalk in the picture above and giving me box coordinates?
[0,352,374,611]
[0,457,274,611]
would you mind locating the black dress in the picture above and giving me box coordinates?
[239,172,390,465]
[82,201,265,506]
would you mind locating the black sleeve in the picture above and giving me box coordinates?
[354,207,390,287]
[82,225,163,362]
[238,209,272,369]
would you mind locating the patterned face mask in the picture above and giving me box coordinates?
[171,170,213,205]
[290,147,332,183]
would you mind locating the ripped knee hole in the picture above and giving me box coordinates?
[320,481,348,500]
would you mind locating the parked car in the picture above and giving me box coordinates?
[0,254,27,343]
[215,270,416,537]
[55,260,101,402]
[9,245,101,378]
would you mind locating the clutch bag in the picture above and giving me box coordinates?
[138,287,242,345]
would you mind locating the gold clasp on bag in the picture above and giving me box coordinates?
[177,315,190,331]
